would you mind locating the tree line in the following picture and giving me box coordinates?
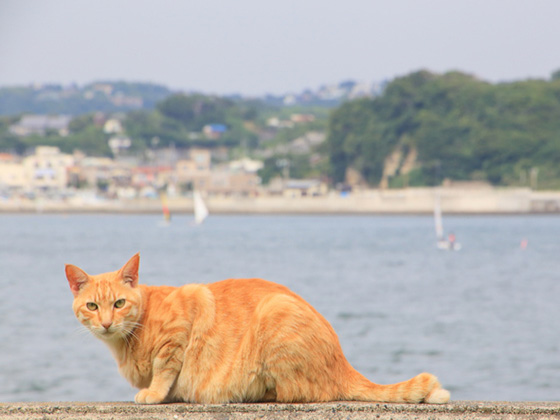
[2,70,560,189]
[0,94,265,157]
[325,69,560,189]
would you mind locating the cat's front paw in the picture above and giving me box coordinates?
[135,389,165,404]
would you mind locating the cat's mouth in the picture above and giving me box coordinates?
[94,327,120,339]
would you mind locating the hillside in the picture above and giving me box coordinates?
[0,82,172,116]
[3,71,560,190]
[0,90,329,177]
[325,70,560,189]
[0,79,383,116]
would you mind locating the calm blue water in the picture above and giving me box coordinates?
[0,214,558,402]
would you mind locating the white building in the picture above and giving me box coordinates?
[23,146,74,191]
[0,154,25,191]
[9,115,72,137]
[229,157,264,173]
[103,118,124,134]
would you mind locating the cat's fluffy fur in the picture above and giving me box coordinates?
[66,253,450,405]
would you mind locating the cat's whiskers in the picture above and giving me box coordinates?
[122,332,134,348]
[122,322,142,345]
[125,321,144,335]
[127,321,144,332]
[73,325,93,337]
[78,324,93,335]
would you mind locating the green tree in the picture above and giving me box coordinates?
[156,94,234,131]
[324,69,560,189]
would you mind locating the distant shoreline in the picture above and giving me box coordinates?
[2,187,560,215]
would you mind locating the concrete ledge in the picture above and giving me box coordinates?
[1,402,559,419]
[3,187,560,215]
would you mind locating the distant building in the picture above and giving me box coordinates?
[283,179,328,197]
[266,117,294,129]
[103,118,124,134]
[0,154,25,191]
[176,148,212,191]
[317,84,346,100]
[9,115,72,137]
[283,94,297,106]
[111,93,143,108]
[202,124,227,139]
[92,83,114,96]
[108,135,132,155]
[22,146,74,191]
[348,81,376,99]
[0,153,17,163]
[176,149,262,196]
[200,157,263,196]
[290,114,316,123]
[289,132,326,154]
[74,157,131,191]
[229,157,264,173]
[205,170,261,197]
[131,166,174,191]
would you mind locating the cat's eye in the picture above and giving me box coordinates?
[114,299,126,309]
[86,302,98,311]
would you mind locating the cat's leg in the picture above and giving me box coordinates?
[135,344,183,404]
[255,294,346,402]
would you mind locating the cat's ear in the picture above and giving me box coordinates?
[65,264,89,297]
[120,253,140,287]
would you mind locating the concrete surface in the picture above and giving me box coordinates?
[4,187,560,214]
[0,401,559,419]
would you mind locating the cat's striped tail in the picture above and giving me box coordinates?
[344,371,450,404]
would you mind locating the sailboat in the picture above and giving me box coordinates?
[434,190,461,251]
[193,190,209,225]
[159,191,171,226]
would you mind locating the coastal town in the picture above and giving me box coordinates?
[0,80,352,212]
[0,110,330,213]
[2,140,560,215]
[3,73,560,215]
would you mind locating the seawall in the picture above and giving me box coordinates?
[1,401,559,419]
[3,187,560,214]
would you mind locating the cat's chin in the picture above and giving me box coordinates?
[92,328,124,341]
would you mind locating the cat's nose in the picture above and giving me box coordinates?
[102,322,113,330]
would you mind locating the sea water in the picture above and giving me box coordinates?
[0,214,558,402]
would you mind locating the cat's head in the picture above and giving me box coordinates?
[65,253,144,341]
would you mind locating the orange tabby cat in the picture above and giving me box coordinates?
[65,253,450,405]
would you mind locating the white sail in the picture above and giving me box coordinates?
[434,190,444,240]
[434,190,461,250]
[193,190,209,225]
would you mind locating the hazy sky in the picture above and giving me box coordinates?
[1,0,559,95]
